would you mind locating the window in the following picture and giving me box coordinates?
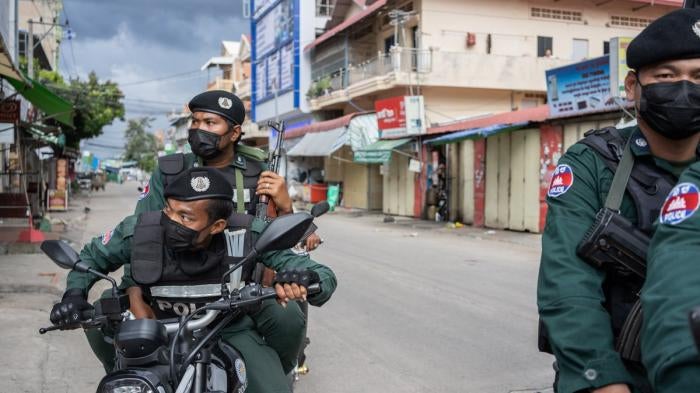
[316,0,333,17]
[572,39,589,61]
[610,15,653,28]
[531,7,583,22]
[412,26,419,49]
[385,36,396,53]
[603,41,610,55]
[538,36,553,57]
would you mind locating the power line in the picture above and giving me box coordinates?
[119,70,202,86]
[124,98,184,106]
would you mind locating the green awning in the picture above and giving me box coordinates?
[4,74,74,127]
[353,138,412,164]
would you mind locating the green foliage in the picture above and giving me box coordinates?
[123,117,161,173]
[306,76,333,99]
[38,69,125,148]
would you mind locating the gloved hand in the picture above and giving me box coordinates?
[273,269,320,306]
[50,288,93,327]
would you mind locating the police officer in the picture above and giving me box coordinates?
[49,167,337,393]
[642,169,700,391]
[537,8,700,393]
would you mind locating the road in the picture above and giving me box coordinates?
[0,181,554,393]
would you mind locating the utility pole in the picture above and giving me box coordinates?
[28,19,34,78]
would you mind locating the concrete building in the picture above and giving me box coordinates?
[297,0,679,220]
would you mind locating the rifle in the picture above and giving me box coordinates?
[256,120,285,221]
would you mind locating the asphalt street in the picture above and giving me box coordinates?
[0,181,554,393]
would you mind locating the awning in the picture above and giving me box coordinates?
[0,46,24,82]
[287,127,347,157]
[425,122,529,146]
[5,74,74,127]
[354,138,411,164]
[347,113,379,151]
[304,0,387,52]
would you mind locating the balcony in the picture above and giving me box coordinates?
[207,77,234,92]
[236,78,251,100]
[308,47,573,110]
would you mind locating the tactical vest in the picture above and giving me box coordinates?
[130,211,259,319]
[581,128,679,363]
[158,152,265,214]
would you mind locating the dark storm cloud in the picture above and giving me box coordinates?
[65,0,248,51]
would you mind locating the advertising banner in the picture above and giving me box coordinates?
[376,95,426,138]
[609,37,633,98]
[546,56,617,118]
[0,99,20,123]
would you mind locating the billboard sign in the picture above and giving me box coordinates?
[546,56,618,118]
[376,95,426,138]
[609,37,633,98]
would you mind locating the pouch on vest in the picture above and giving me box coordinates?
[131,212,164,285]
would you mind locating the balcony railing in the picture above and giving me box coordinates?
[207,77,234,92]
[307,46,572,108]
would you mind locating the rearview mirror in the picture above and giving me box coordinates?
[311,201,330,218]
[41,240,81,270]
[255,213,313,254]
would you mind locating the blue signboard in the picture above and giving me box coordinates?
[251,0,300,121]
[546,56,618,118]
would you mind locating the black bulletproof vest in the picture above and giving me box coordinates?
[130,211,259,318]
[579,127,678,334]
[158,153,265,214]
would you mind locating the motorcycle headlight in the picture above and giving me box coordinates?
[101,377,155,393]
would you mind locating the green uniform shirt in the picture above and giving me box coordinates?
[642,163,700,392]
[537,126,694,392]
[66,214,337,307]
[135,145,268,215]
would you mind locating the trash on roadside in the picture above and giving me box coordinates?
[485,230,496,235]
[383,216,395,223]
[446,222,456,229]
[455,222,464,228]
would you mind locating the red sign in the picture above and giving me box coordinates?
[375,96,406,131]
[0,100,20,124]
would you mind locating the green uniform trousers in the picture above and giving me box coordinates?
[85,297,306,393]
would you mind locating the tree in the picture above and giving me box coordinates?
[123,117,161,173]
[37,69,125,149]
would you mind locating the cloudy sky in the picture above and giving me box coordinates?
[60,0,249,158]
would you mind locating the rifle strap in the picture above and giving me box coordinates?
[605,139,635,211]
[235,168,245,214]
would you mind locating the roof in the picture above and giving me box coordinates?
[200,56,234,71]
[222,41,240,57]
[284,112,372,139]
[304,0,387,52]
[427,106,550,136]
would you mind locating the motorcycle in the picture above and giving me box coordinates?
[40,211,319,393]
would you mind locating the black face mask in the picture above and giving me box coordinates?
[188,129,230,160]
[638,79,700,140]
[161,212,207,251]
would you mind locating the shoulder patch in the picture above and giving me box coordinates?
[548,164,575,198]
[138,183,150,200]
[660,182,700,225]
[101,229,114,245]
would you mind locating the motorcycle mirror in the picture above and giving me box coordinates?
[40,240,81,271]
[689,307,700,354]
[255,212,314,253]
[311,201,330,218]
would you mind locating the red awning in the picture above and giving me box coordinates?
[627,0,682,6]
[427,106,550,136]
[304,0,387,52]
[284,112,372,139]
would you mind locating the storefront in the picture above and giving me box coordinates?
[285,112,381,209]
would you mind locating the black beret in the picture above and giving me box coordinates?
[164,167,233,202]
[628,8,700,70]
[188,90,245,125]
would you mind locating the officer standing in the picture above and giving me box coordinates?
[537,8,700,393]
[49,167,337,393]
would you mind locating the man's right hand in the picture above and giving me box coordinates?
[50,288,93,326]
[126,287,155,319]
[592,384,631,393]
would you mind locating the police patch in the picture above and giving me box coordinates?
[138,183,150,200]
[101,229,114,245]
[548,164,574,198]
[218,97,233,109]
[190,176,210,192]
[660,182,700,225]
